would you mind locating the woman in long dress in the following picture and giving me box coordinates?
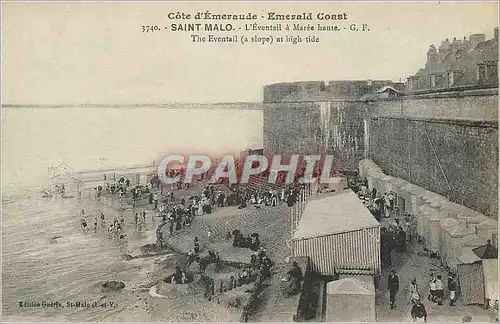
[408,278,421,304]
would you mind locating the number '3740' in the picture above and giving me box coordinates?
[142,25,160,32]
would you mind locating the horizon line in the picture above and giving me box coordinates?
[1,102,264,108]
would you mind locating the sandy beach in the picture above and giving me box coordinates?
[2,179,277,322]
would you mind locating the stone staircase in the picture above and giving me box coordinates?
[244,174,285,193]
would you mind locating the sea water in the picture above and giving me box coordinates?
[1,105,263,320]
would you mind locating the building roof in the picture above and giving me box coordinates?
[408,31,498,91]
[473,241,498,259]
[293,190,380,241]
[440,218,468,237]
[376,85,399,93]
[458,247,482,264]
[462,234,488,248]
[327,277,375,295]
[477,219,498,229]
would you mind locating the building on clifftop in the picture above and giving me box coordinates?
[407,27,498,92]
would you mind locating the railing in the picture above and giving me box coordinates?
[290,184,313,235]
[404,83,498,96]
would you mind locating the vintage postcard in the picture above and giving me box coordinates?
[1,1,498,323]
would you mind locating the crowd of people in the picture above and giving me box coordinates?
[352,179,415,268]
[350,175,463,322]
[79,205,150,241]
[388,269,459,322]
[228,230,261,251]
[380,219,411,266]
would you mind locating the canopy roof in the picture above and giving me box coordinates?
[293,190,379,241]
[473,241,498,259]
[458,247,481,264]
[327,277,375,295]
[477,219,498,229]
[440,218,468,237]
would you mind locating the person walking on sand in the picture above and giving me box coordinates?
[388,269,400,309]
[448,273,457,306]
[410,299,428,322]
[169,217,174,235]
[100,212,106,226]
[435,275,444,305]
[93,217,98,233]
[409,278,420,304]
[108,224,114,236]
[428,274,437,303]
[194,237,200,254]
[81,217,88,234]
[207,226,212,241]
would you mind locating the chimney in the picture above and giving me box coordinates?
[469,34,486,48]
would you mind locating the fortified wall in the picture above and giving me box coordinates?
[262,82,498,219]
[368,88,498,218]
[262,28,499,219]
[262,80,402,170]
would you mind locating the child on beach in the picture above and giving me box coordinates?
[81,218,88,234]
[108,224,114,236]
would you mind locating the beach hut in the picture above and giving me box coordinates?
[440,202,467,220]
[439,218,468,270]
[292,190,381,276]
[427,193,447,204]
[457,248,484,305]
[420,191,435,203]
[380,175,394,193]
[400,183,414,213]
[358,160,368,179]
[369,173,384,196]
[429,196,449,210]
[422,208,445,253]
[325,277,376,322]
[416,205,431,240]
[458,210,489,235]
[458,241,499,307]
[476,219,498,242]
[482,257,498,307]
[462,234,488,252]
[387,178,408,213]
[404,184,425,216]
[473,241,499,307]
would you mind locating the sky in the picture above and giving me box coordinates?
[1,1,498,104]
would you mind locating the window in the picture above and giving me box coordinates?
[487,64,497,83]
[448,71,454,87]
[477,64,487,83]
[430,75,436,88]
